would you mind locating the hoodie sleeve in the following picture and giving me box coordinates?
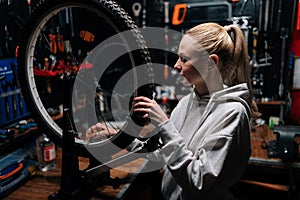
[151,102,251,192]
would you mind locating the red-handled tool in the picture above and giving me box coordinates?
[172,2,232,26]
[49,34,57,54]
[297,0,300,30]
[172,3,187,26]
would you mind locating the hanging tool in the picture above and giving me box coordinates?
[258,40,272,67]
[232,16,250,45]
[258,0,263,31]
[250,27,259,68]
[172,1,232,26]
[65,7,75,38]
[284,52,294,117]
[239,0,249,16]
[275,0,283,33]
[9,81,17,118]
[11,61,24,115]
[132,2,142,27]
[79,30,94,42]
[278,27,288,98]
[238,0,256,16]
[268,0,275,31]
[0,75,4,82]
[241,17,250,45]
[1,82,10,121]
[297,0,300,30]
[164,1,170,80]
[264,0,270,32]
[142,0,146,28]
[56,26,64,53]
[43,58,52,93]
[164,1,170,25]
[49,29,57,54]
[4,25,14,57]
[27,0,31,15]
[0,75,5,124]
[172,3,187,26]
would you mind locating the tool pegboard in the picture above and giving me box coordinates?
[119,0,298,102]
[0,58,30,128]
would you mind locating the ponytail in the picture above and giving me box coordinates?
[225,24,261,119]
[186,23,261,119]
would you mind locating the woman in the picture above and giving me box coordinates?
[86,22,259,199]
[132,22,259,199]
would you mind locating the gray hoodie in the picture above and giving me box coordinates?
[151,83,251,200]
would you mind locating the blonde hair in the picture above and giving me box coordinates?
[186,22,260,118]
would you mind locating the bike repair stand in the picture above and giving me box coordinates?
[48,74,86,200]
[48,74,152,200]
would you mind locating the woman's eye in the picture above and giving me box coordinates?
[180,56,188,63]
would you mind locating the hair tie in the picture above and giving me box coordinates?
[224,25,234,44]
[224,25,231,32]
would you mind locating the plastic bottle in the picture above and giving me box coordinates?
[36,134,56,171]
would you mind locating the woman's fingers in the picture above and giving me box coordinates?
[85,123,117,141]
[133,96,152,102]
[133,101,151,109]
[95,123,107,131]
[132,96,169,125]
[133,97,153,117]
[133,106,151,113]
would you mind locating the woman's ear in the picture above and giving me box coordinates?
[209,54,219,68]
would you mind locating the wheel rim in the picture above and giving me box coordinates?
[20,1,153,151]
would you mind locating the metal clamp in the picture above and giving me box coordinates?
[273,125,300,161]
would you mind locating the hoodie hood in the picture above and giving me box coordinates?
[183,83,251,144]
[211,83,250,115]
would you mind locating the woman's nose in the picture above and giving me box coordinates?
[174,59,182,72]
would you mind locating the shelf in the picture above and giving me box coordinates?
[255,101,285,105]
[0,123,41,154]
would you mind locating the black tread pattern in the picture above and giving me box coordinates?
[18,0,154,153]
[99,0,154,82]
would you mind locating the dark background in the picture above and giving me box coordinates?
[0,0,298,124]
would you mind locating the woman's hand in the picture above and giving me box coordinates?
[133,96,169,126]
[85,123,117,141]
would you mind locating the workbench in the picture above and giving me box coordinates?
[4,147,160,200]
[4,125,300,200]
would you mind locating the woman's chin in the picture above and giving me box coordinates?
[181,77,191,86]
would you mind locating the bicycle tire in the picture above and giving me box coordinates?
[18,0,154,156]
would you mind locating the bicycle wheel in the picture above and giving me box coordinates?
[18,0,154,156]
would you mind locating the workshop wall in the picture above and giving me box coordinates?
[0,0,32,127]
[0,1,299,198]
[123,0,297,104]
[150,0,298,124]
[0,1,298,199]
[0,0,299,126]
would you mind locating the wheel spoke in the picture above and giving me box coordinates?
[18,0,153,156]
